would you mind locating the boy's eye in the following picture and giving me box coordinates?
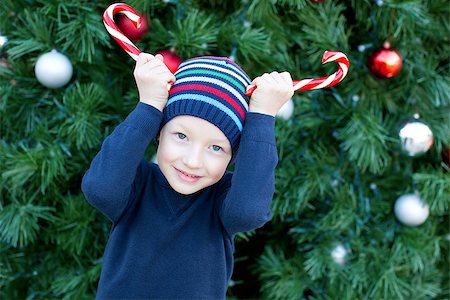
[177,133,186,140]
[212,145,222,152]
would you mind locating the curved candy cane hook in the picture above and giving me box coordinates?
[103,3,142,61]
[103,3,175,90]
[245,51,350,96]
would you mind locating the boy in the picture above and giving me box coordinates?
[81,53,293,299]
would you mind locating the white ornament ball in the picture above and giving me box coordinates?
[0,35,8,49]
[399,120,434,157]
[276,98,294,120]
[35,50,73,88]
[394,193,429,226]
[331,244,347,265]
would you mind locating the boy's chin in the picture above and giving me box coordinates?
[170,183,203,195]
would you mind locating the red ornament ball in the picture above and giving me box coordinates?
[310,0,325,3]
[116,13,149,41]
[368,42,402,78]
[443,148,450,167]
[157,50,182,74]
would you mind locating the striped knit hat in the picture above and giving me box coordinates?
[162,56,252,156]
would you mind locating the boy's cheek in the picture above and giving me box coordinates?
[157,140,181,162]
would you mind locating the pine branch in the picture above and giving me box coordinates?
[55,3,111,63]
[390,226,441,273]
[338,110,393,174]
[296,1,349,65]
[257,246,308,299]
[236,27,273,64]
[58,83,109,150]
[0,202,55,247]
[275,0,307,10]
[273,143,340,219]
[7,9,54,60]
[169,9,220,58]
[317,184,359,232]
[2,141,68,196]
[50,262,101,299]
[55,194,99,255]
[413,167,450,214]
[247,0,278,23]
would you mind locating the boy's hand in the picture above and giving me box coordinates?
[248,71,294,117]
[134,53,176,111]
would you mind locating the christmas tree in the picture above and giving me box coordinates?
[1,0,449,298]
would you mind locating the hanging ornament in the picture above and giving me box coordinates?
[156,49,182,74]
[116,13,149,41]
[367,41,402,78]
[394,193,429,226]
[399,116,434,157]
[442,148,450,167]
[310,0,325,3]
[331,244,348,265]
[35,50,73,88]
[0,35,8,49]
[0,34,8,60]
[276,98,294,120]
[151,154,158,165]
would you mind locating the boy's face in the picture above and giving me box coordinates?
[157,115,232,195]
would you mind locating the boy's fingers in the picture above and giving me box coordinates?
[167,73,176,84]
[270,71,284,85]
[280,71,293,85]
[155,54,164,62]
[151,61,176,79]
[251,76,263,86]
[252,74,270,87]
[136,53,155,68]
[159,68,176,83]
[261,73,276,85]
[148,63,176,83]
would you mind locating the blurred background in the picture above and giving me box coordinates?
[0,0,449,299]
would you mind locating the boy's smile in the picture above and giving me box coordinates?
[157,115,232,195]
[174,167,203,182]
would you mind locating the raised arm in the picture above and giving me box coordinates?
[81,53,175,222]
[219,71,294,236]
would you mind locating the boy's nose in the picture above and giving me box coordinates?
[182,147,203,169]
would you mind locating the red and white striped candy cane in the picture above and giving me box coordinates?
[103,3,142,61]
[103,3,174,90]
[103,4,350,95]
[245,51,350,96]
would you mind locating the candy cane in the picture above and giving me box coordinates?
[245,51,350,96]
[103,4,350,95]
[103,3,175,90]
[103,3,142,61]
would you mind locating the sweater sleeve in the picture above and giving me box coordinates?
[219,112,278,236]
[81,102,163,223]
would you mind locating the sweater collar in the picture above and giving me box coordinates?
[151,163,207,216]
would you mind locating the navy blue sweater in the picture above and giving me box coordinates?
[81,102,278,299]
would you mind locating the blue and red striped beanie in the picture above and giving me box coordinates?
[162,56,252,156]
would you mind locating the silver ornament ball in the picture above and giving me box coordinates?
[394,193,429,226]
[35,50,73,88]
[399,120,433,157]
[331,244,348,265]
[151,154,158,165]
[276,98,294,120]
[0,35,8,49]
